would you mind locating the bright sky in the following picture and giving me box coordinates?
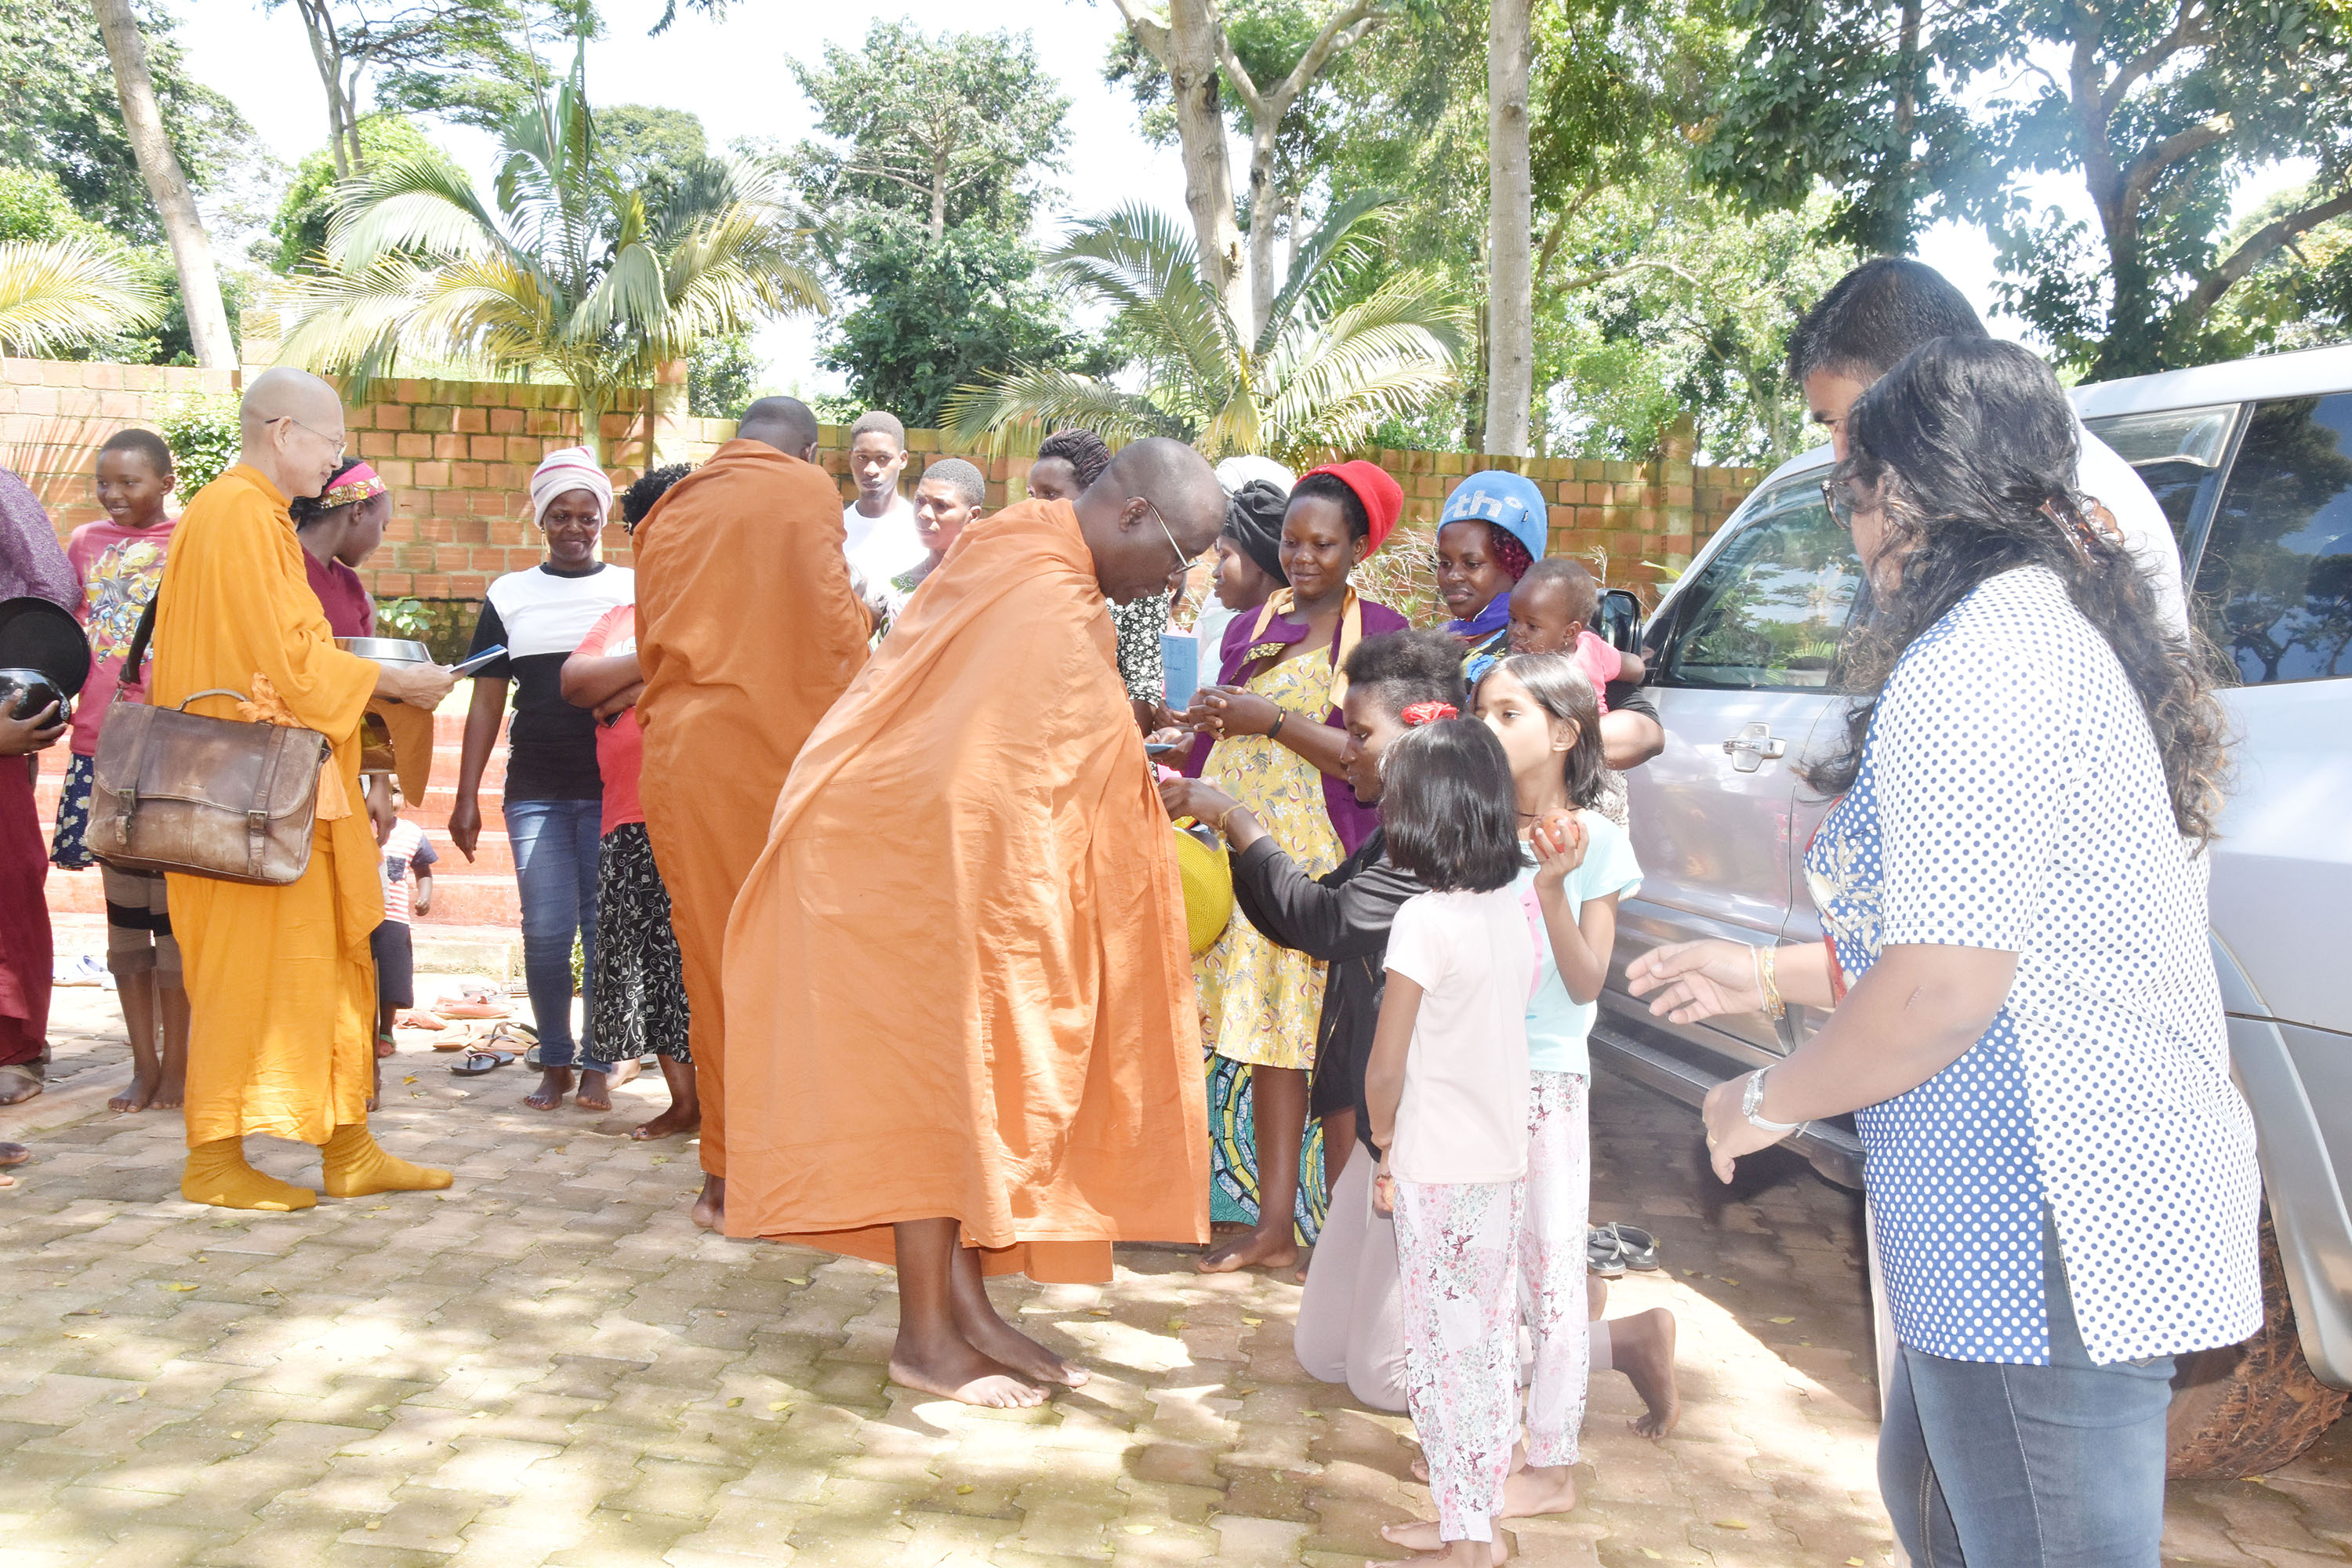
[169,1,2314,394]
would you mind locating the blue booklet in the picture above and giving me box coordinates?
[1161,631,1201,710]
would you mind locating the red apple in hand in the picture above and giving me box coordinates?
[1534,807,1586,862]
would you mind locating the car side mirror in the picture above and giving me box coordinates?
[1595,589,1642,653]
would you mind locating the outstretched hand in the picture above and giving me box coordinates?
[1624,938,1765,1024]
[1159,776,1238,828]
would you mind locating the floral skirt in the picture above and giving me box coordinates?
[50,751,95,870]
[586,822,691,1065]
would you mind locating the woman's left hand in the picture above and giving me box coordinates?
[1190,686,1284,741]
[1700,1074,1792,1184]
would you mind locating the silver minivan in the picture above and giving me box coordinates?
[1595,342,2352,1476]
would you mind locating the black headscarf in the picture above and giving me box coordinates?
[1221,478,1290,585]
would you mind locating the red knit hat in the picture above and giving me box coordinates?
[1299,460,1403,554]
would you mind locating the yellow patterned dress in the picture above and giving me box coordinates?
[1195,652,1345,1070]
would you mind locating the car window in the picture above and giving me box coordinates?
[1664,477,1862,690]
[2194,394,2352,684]
[2082,403,2238,559]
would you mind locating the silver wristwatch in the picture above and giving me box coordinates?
[1741,1069,1802,1134]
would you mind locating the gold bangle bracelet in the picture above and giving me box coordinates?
[1759,944,1787,1022]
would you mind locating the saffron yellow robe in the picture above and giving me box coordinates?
[151,465,381,1148]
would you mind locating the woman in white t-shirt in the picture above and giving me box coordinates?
[1360,718,1535,1567]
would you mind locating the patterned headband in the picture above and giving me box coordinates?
[321,463,387,510]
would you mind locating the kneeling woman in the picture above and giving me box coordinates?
[1632,337,2256,1567]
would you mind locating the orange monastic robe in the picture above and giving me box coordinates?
[632,438,870,1181]
[151,466,383,1148]
[721,499,1210,1283]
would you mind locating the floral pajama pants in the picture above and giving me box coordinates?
[1394,1175,1524,1544]
[1523,1071,1590,1468]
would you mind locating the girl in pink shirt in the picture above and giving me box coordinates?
[1361,717,1535,1566]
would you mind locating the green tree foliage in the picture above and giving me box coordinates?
[0,164,241,364]
[688,330,756,419]
[157,395,241,494]
[942,195,1465,462]
[364,0,579,136]
[599,103,706,200]
[2209,184,2352,355]
[822,221,1107,428]
[1538,184,1857,465]
[1691,0,2352,378]
[268,114,455,274]
[0,238,164,358]
[789,21,1091,424]
[273,30,825,462]
[0,0,257,245]
[792,20,1070,241]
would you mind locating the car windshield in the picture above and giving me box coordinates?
[1666,477,1863,690]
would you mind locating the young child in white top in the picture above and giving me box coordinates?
[1363,717,1537,1565]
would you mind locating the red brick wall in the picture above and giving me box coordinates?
[2,356,1762,610]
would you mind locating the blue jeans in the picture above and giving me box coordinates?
[504,799,601,1068]
[1880,1214,2176,1567]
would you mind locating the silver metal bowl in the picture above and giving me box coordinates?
[336,636,433,663]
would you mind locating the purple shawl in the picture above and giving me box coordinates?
[1181,591,1410,855]
[0,470,77,609]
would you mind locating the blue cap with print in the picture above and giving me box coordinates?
[1439,470,1550,563]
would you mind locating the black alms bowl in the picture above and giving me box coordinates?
[0,667,64,723]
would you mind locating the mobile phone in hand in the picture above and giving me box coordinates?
[450,644,506,677]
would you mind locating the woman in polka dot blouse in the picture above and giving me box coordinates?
[1629,337,2257,1568]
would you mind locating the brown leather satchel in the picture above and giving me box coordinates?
[85,601,332,886]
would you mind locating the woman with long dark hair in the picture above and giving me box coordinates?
[1630,336,2255,1566]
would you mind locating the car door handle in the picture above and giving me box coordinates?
[1720,723,1788,773]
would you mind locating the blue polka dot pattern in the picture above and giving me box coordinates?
[1805,566,2263,1367]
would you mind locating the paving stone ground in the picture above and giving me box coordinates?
[2,991,2347,1566]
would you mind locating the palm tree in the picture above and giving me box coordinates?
[940,194,1466,463]
[271,31,825,464]
[0,238,164,358]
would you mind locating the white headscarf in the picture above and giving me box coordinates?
[529,446,612,528]
[1214,455,1295,496]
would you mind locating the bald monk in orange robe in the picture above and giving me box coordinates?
[633,397,870,1228]
[151,368,459,1210]
[722,436,1227,1407]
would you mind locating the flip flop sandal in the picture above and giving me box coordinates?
[1588,1225,1627,1279]
[437,998,514,1019]
[0,1142,30,1168]
[450,1049,517,1076]
[375,1032,397,1059]
[397,1010,448,1031]
[1609,1222,1663,1271]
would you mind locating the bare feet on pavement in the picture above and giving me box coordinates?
[1197,1221,1298,1274]
[630,1102,699,1141]
[1612,1306,1681,1437]
[524,1067,573,1111]
[573,1058,637,1112]
[953,1298,1089,1388]
[111,1069,183,1112]
[1371,1526,1506,1566]
[889,1327,1048,1409]
[1385,1465,1576,1555]
[690,1174,725,1229]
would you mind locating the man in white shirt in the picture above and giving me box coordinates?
[841,409,927,619]
[1788,259,2189,637]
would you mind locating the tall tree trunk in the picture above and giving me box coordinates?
[1164,0,1247,323]
[929,153,948,243]
[1483,0,1534,456]
[92,0,234,369]
[1245,125,1282,340]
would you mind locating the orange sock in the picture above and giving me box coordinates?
[320,1121,452,1198]
[181,1138,316,1211]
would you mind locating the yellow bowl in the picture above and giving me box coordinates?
[1173,823,1233,956]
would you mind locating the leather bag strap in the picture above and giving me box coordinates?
[122,597,156,680]
[249,728,288,880]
